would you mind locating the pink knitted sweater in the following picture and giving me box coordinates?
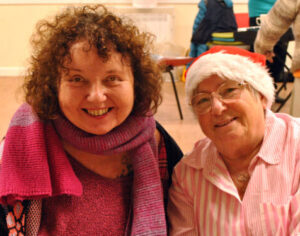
[38,155,133,235]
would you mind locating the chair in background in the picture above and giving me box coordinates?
[157,56,195,120]
[234,13,250,28]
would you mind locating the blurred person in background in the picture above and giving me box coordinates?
[249,0,289,85]
[189,0,236,59]
[255,0,300,116]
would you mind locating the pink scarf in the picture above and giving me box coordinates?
[0,103,166,235]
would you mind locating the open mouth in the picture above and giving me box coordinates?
[83,108,111,117]
[214,117,237,128]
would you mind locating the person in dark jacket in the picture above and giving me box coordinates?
[189,0,237,58]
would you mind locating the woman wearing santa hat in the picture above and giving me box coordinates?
[168,46,300,235]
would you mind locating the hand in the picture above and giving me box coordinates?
[265,51,275,63]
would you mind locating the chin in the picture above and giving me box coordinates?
[87,128,113,136]
[214,132,242,143]
[74,124,111,135]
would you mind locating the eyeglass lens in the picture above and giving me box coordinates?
[191,81,244,114]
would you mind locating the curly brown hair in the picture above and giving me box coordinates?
[23,4,163,120]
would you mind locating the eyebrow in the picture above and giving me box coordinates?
[195,82,228,94]
[65,67,126,76]
[105,69,124,74]
[66,67,82,72]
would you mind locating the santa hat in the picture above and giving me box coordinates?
[185,46,275,108]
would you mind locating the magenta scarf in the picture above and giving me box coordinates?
[0,103,167,235]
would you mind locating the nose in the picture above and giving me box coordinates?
[210,95,226,115]
[86,83,107,102]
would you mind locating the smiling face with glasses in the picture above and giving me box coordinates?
[191,74,267,160]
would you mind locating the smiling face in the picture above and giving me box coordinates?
[58,41,135,135]
[194,75,267,159]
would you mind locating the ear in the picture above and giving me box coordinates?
[259,93,268,110]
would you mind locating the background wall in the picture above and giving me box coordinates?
[0,2,248,76]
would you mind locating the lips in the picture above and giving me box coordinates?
[214,117,237,128]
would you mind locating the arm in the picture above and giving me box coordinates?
[223,0,233,8]
[168,165,197,236]
[288,192,300,234]
[0,139,9,235]
[192,0,207,34]
[0,138,42,235]
[288,145,300,234]
[189,0,207,58]
[254,0,298,56]
[0,205,8,236]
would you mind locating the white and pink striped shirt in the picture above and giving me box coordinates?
[168,110,300,235]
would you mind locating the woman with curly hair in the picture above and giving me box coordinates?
[0,4,182,235]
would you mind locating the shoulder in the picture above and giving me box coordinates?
[174,138,212,173]
[155,122,183,159]
[155,122,183,181]
[269,111,300,135]
[154,128,161,146]
[265,111,300,155]
[223,0,233,7]
[171,139,212,191]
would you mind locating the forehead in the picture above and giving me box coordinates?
[65,41,131,68]
[195,74,228,93]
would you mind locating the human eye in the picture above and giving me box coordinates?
[105,75,122,85]
[107,76,118,82]
[220,84,241,98]
[70,76,85,83]
[192,94,210,107]
[64,75,87,87]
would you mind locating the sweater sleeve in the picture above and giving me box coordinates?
[192,0,207,34]
[189,0,207,57]
[224,0,233,8]
[254,0,299,55]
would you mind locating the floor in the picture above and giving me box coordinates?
[0,76,294,154]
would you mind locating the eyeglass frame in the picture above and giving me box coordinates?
[189,80,249,115]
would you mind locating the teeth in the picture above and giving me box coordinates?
[86,108,109,116]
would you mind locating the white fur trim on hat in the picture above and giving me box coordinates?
[185,51,275,109]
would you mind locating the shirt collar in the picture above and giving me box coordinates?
[182,138,220,170]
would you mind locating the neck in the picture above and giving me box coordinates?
[220,140,263,200]
[220,138,263,174]
[62,140,132,179]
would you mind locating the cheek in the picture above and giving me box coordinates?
[197,116,212,136]
[58,86,65,108]
[58,86,78,111]
[58,93,69,114]
[120,85,135,106]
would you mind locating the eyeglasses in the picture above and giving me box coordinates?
[190,81,247,114]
